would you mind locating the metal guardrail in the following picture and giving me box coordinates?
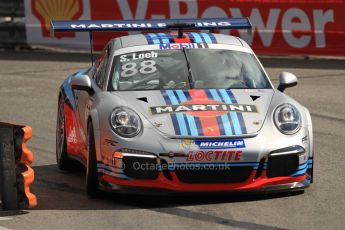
[0,0,25,48]
[0,21,26,47]
[0,0,24,17]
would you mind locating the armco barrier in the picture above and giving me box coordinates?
[24,0,345,56]
[0,122,37,210]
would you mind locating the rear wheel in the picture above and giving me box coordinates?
[86,122,99,197]
[56,96,71,170]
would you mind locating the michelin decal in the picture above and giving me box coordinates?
[180,139,245,150]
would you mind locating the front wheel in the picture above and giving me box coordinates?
[86,122,99,197]
[56,97,72,170]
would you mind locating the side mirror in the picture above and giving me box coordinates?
[70,74,93,95]
[277,72,298,92]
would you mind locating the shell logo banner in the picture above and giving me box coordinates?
[25,0,90,49]
[24,0,345,56]
[31,0,84,39]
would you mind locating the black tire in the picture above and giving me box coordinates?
[56,96,72,170]
[0,130,19,210]
[86,122,99,197]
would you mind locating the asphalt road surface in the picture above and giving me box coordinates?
[0,51,344,230]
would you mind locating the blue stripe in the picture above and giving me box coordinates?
[183,115,191,135]
[208,33,217,43]
[172,90,181,103]
[171,114,181,135]
[176,90,199,136]
[183,90,192,100]
[298,162,308,170]
[308,159,313,168]
[218,89,242,135]
[190,32,204,43]
[158,33,170,43]
[205,89,213,99]
[175,90,187,102]
[227,113,236,134]
[291,167,308,177]
[194,117,204,136]
[226,90,247,134]
[96,163,132,179]
[254,163,268,170]
[216,116,226,135]
[97,163,124,173]
[162,90,181,135]
[144,34,153,44]
[166,90,188,135]
[148,33,161,44]
[290,162,309,176]
[200,33,212,43]
[209,89,233,135]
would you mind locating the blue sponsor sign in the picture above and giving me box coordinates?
[195,139,245,149]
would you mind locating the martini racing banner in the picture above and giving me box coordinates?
[25,0,345,56]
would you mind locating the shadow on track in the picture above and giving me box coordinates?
[0,164,304,229]
[28,164,304,211]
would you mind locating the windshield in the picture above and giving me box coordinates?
[108,48,271,91]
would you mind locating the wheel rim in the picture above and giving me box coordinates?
[56,101,65,161]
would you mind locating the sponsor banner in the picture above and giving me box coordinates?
[25,0,345,55]
[24,0,91,50]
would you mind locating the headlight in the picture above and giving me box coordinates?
[109,107,142,137]
[273,103,301,134]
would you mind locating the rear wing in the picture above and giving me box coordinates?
[50,18,252,64]
[51,18,252,33]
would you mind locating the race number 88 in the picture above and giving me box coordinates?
[121,60,156,78]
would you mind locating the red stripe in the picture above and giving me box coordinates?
[173,33,191,43]
[189,90,220,136]
[101,172,307,192]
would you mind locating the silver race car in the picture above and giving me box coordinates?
[53,18,313,195]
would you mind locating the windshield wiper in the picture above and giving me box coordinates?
[182,48,194,89]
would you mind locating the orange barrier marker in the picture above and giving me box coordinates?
[21,126,34,165]
[21,126,37,209]
[21,166,37,208]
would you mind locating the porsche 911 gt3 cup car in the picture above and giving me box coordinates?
[52,18,313,195]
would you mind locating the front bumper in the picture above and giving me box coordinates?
[97,145,313,193]
[99,171,311,194]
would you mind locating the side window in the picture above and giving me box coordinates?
[94,46,110,89]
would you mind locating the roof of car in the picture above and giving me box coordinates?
[111,32,251,51]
